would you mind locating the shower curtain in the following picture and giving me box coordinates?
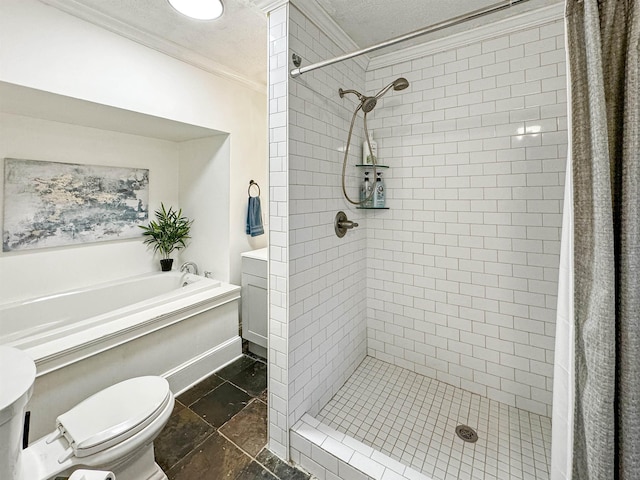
[555,0,639,479]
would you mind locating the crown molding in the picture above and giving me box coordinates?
[289,0,369,72]
[39,0,266,93]
[368,2,564,71]
[254,0,288,14]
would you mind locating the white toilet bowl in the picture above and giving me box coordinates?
[0,346,174,480]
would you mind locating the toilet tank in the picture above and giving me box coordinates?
[0,347,36,480]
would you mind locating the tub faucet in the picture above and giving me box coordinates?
[180,262,199,275]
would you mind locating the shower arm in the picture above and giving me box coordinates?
[339,88,365,101]
[290,0,530,78]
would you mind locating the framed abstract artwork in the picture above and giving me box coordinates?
[3,158,149,252]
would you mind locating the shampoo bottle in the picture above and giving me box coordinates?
[374,171,386,208]
[360,171,373,207]
[362,131,377,165]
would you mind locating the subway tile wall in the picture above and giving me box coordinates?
[268,3,290,459]
[286,3,369,440]
[364,19,567,417]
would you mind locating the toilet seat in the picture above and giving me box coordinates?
[54,376,171,459]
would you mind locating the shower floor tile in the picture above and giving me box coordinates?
[316,356,552,480]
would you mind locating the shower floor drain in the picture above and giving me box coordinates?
[455,425,478,443]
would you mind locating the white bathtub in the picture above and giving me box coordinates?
[0,271,241,440]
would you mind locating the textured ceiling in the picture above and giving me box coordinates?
[314,0,562,55]
[316,0,500,50]
[41,0,268,87]
[41,0,562,89]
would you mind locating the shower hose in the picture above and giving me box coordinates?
[341,106,378,205]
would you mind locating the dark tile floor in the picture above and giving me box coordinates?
[155,354,310,480]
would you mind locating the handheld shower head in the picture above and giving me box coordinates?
[374,77,410,100]
[392,77,410,91]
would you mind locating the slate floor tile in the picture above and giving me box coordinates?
[217,355,257,380]
[228,360,267,397]
[167,431,251,480]
[191,381,251,427]
[235,460,277,479]
[219,399,268,456]
[154,401,214,471]
[156,355,310,480]
[258,389,268,404]
[177,373,224,407]
[256,449,311,480]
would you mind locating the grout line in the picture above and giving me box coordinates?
[217,428,265,462]
[159,354,282,479]
[163,430,217,475]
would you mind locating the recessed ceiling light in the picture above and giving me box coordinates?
[168,0,224,20]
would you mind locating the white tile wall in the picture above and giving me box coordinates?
[287,3,368,426]
[269,2,567,468]
[268,1,371,459]
[364,19,567,417]
[268,3,290,459]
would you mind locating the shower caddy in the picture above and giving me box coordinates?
[355,164,389,209]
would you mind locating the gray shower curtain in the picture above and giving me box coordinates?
[566,0,639,478]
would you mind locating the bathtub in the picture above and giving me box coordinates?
[0,271,241,440]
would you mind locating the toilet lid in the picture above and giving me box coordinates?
[56,376,171,457]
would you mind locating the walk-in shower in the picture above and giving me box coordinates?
[269,0,571,478]
[338,77,409,204]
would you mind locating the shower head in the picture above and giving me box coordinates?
[374,77,410,99]
[362,96,378,113]
[339,77,410,113]
[393,77,410,91]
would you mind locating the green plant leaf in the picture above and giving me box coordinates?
[139,203,193,259]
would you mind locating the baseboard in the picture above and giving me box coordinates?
[163,336,242,395]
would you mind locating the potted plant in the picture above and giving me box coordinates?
[140,203,193,271]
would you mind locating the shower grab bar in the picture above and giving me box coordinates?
[290,0,530,78]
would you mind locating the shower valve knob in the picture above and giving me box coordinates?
[340,220,358,229]
[334,211,358,238]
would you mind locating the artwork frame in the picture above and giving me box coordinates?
[3,158,149,252]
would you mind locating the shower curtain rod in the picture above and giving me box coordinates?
[290,0,531,78]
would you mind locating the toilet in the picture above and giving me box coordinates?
[0,346,174,480]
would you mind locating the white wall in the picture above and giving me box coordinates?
[179,135,231,281]
[0,112,179,302]
[0,0,267,286]
[364,16,567,417]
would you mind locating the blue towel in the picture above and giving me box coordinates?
[246,196,264,237]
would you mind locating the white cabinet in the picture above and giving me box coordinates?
[241,248,267,355]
